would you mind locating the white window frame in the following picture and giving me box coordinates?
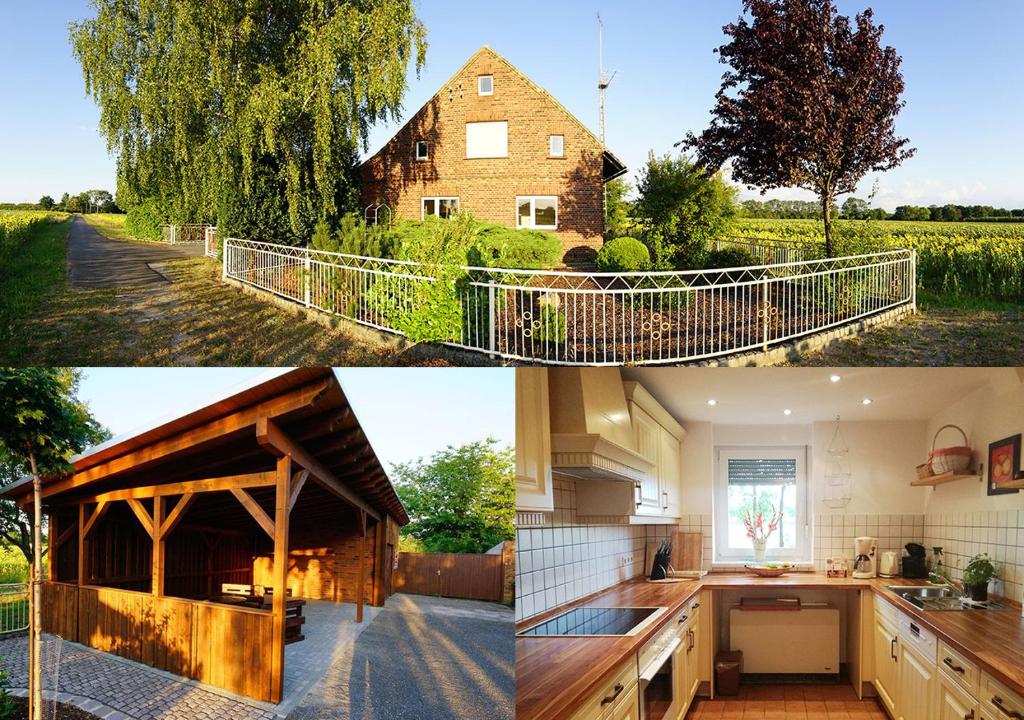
[415,140,429,161]
[714,446,808,563]
[478,75,494,96]
[516,196,558,230]
[549,135,564,158]
[421,196,460,220]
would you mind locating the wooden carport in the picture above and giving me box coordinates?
[5,368,408,704]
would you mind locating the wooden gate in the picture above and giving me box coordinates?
[393,552,504,602]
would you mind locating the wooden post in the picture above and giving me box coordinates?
[357,510,366,623]
[48,514,57,581]
[77,504,85,585]
[152,497,165,597]
[270,454,291,703]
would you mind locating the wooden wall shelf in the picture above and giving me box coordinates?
[911,471,981,487]
[1001,477,1024,490]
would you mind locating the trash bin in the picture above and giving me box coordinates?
[715,650,743,696]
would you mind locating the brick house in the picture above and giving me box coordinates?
[359,46,627,264]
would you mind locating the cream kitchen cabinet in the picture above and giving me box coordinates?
[516,368,553,512]
[608,683,638,720]
[938,673,978,720]
[622,382,685,519]
[873,612,900,717]
[568,657,639,720]
[897,641,937,720]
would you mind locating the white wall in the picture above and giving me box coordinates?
[810,420,928,515]
[924,369,1024,515]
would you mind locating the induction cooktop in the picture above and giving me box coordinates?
[516,607,663,637]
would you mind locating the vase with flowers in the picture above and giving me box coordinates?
[742,502,783,562]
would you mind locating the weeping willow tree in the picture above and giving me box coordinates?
[70,0,427,242]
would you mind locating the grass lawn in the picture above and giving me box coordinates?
[0,218,465,366]
[80,211,135,242]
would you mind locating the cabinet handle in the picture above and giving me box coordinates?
[692,602,701,609]
[992,696,1024,719]
[943,657,965,674]
[601,683,624,706]
[964,711,974,720]
[662,491,668,510]
[689,628,695,651]
[634,482,642,508]
[891,637,898,662]
[678,614,687,624]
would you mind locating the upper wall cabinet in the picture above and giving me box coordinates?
[623,382,686,519]
[515,368,554,513]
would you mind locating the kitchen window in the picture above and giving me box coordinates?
[478,75,493,96]
[415,140,429,161]
[714,447,808,562]
[422,197,460,219]
[517,196,558,230]
[549,135,564,157]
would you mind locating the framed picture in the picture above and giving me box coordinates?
[987,434,1021,496]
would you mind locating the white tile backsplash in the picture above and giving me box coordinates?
[813,513,924,571]
[515,477,647,622]
[925,509,1024,604]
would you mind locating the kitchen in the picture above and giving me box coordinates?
[515,367,1024,720]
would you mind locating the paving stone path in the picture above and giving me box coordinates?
[0,601,379,720]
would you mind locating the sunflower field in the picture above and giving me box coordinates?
[730,219,1024,303]
[0,211,66,253]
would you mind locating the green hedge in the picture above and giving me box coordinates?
[469,224,563,269]
[125,198,166,241]
[596,237,651,272]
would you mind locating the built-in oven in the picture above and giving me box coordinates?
[637,612,684,720]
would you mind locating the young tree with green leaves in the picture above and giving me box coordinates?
[685,0,914,256]
[70,0,427,242]
[0,368,107,720]
[603,178,634,242]
[391,439,514,554]
[633,153,738,269]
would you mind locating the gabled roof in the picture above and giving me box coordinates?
[364,46,628,182]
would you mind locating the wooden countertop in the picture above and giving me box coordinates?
[515,573,1024,720]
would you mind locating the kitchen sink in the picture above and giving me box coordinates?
[886,585,1008,611]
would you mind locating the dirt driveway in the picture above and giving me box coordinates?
[67,215,202,287]
[289,593,514,720]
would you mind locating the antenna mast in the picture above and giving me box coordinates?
[597,13,616,144]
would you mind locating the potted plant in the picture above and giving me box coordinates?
[741,500,783,563]
[961,553,997,601]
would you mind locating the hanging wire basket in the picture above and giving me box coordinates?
[823,415,852,509]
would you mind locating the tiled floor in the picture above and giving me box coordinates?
[685,683,888,719]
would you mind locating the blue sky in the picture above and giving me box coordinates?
[2,1,1022,210]
[76,368,514,470]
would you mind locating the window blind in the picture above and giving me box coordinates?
[727,458,797,486]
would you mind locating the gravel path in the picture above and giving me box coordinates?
[289,593,515,720]
[67,216,201,288]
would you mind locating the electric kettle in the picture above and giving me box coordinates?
[879,550,899,578]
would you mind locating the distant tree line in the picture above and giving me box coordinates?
[741,197,1024,222]
[1,190,119,214]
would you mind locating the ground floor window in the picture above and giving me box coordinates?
[714,446,808,562]
[516,196,558,230]
[422,197,460,219]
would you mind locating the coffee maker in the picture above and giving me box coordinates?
[852,536,878,579]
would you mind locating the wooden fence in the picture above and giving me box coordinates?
[393,552,505,602]
[42,581,275,702]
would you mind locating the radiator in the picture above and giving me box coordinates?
[729,603,840,674]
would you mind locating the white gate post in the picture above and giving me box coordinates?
[910,250,917,313]
[761,278,770,352]
[304,252,311,308]
[488,280,497,357]
[222,239,228,281]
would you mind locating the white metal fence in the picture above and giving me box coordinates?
[161,224,211,244]
[714,236,818,265]
[0,582,29,634]
[223,238,916,365]
[204,226,218,257]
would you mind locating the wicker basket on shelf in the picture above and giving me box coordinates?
[926,424,973,475]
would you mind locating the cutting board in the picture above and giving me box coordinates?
[644,542,661,577]
[672,531,704,573]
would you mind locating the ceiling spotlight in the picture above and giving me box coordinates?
[862,398,873,405]
[830,374,842,383]
[707,399,717,406]
[783,409,792,416]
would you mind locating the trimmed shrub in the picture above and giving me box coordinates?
[311,213,400,258]
[596,237,651,272]
[124,197,166,241]
[470,224,563,269]
[701,247,757,269]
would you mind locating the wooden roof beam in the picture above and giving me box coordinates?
[64,471,277,506]
[230,488,275,540]
[40,378,332,499]
[256,417,380,522]
[126,498,155,539]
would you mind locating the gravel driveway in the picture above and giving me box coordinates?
[67,215,202,288]
[289,593,514,720]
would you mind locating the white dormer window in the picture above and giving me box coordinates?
[415,140,429,161]
[478,75,493,96]
[549,135,564,158]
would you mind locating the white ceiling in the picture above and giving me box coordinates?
[620,368,1003,424]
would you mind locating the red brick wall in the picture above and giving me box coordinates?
[361,47,608,264]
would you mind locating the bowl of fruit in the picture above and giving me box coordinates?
[744,562,793,577]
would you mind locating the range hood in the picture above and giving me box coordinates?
[548,368,654,483]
